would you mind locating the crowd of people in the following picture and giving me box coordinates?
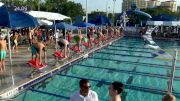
[0,26,178,101]
[70,79,176,101]
[70,79,123,101]
[142,26,180,39]
[0,26,124,72]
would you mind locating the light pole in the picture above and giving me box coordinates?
[107,6,110,17]
[106,0,110,17]
[113,0,116,26]
[86,0,88,23]
[85,0,88,37]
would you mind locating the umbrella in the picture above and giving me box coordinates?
[50,22,78,30]
[0,5,10,27]
[0,4,39,85]
[0,5,39,29]
[73,22,95,28]
[9,11,39,29]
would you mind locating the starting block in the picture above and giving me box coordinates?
[93,39,98,44]
[71,45,81,52]
[27,59,47,78]
[83,42,92,48]
[54,51,65,59]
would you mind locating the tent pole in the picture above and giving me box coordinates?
[70,19,72,25]
[54,20,57,51]
[7,29,15,85]
[65,30,66,40]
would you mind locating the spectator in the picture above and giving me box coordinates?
[109,81,124,101]
[70,79,98,101]
[0,33,7,72]
[162,94,176,101]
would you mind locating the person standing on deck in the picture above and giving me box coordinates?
[31,38,47,66]
[12,32,19,53]
[0,33,7,73]
[70,79,99,101]
[87,28,94,48]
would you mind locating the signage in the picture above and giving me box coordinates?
[8,5,30,12]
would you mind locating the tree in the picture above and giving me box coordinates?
[60,1,85,21]
[0,0,85,21]
[26,0,42,11]
[141,7,178,17]
[89,11,106,18]
[44,0,85,21]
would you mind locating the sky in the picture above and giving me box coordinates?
[69,0,180,13]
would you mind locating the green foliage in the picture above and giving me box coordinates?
[141,8,178,17]
[1,0,85,21]
[89,11,106,17]
[59,1,85,21]
[44,0,85,20]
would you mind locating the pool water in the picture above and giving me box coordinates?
[13,37,180,101]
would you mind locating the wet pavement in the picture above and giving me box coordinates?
[0,37,121,96]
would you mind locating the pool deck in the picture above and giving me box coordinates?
[0,37,122,99]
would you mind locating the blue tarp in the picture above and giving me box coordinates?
[73,22,95,28]
[150,14,177,21]
[89,16,112,26]
[0,5,39,29]
[50,22,78,30]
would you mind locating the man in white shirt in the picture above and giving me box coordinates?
[70,79,99,101]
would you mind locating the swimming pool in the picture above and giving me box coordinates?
[13,36,180,101]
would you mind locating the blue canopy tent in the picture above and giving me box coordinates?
[89,16,112,26]
[73,22,95,28]
[73,22,95,37]
[50,22,78,30]
[0,4,39,86]
[50,22,78,40]
[50,22,79,50]
[150,14,177,21]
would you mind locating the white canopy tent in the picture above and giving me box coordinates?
[38,19,53,25]
[0,2,4,6]
[27,11,71,21]
[146,21,180,26]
